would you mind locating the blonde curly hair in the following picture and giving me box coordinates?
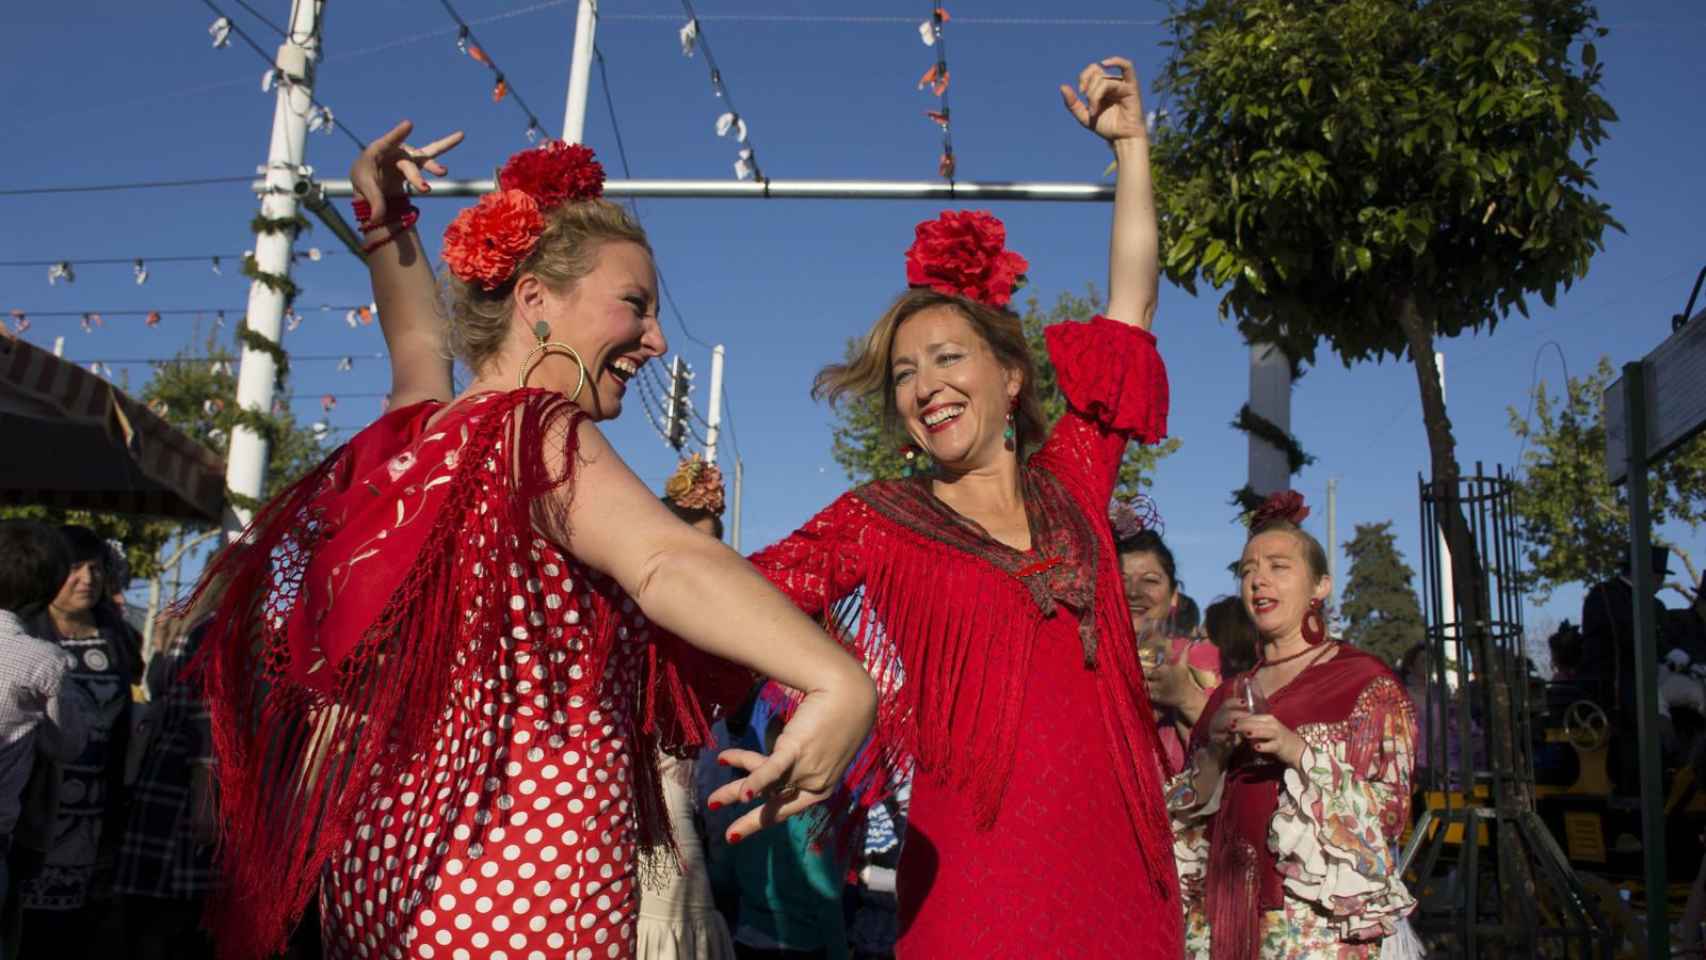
[441,199,651,374]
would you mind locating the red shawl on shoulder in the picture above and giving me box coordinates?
[190,390,734,960]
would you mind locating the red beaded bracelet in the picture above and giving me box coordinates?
[351,196,417,233]
[361,208,421,255]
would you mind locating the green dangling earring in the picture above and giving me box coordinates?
[900,443,920,478]
[1003,398,1017,452]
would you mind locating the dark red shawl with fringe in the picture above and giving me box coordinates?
[190,389,743,960]
[748,316,1178,903]
[1191,645,1413,960]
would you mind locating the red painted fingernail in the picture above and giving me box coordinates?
[708,800,722,811]
[716,758,729,766]
[728,832,743,844]
[742,789,753,802]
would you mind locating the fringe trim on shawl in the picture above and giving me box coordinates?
[754,493,1178,907]
[189,390,725,960]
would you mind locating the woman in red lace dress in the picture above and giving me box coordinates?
[193,126,875,960]
[746,58,1181,957]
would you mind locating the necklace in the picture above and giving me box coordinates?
[1258,638,1334,669]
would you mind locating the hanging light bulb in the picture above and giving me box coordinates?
[211,256,222,275]
[48,262,74,285]
[209,16,233,48]
[133,259,148,285]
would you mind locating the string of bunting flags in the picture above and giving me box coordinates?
[439,0,547,142]
[5,303,377,336]
[677,0,765,181]
[6,248,337,285]
[204,1,365,149]
[919,5,955,179]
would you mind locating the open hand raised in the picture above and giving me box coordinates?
[1060,57,1148,143]
[350,120,465,223]
[706,676,876,843]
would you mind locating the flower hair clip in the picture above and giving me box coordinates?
[905,210,1030,310]
[442,140,607,291]
[664,454,726,516]
[1109,494,1163,541]
[1248,489,1310,531]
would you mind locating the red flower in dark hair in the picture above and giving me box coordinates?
[905,210,1029,309]
[1250,489,1311,530]
[498,140,605,210]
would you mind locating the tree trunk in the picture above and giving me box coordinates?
[1396,294,1536,953]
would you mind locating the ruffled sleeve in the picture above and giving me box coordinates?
[1270,676,1418,942]
[1164,682,1233,904]
[747,493,870,621]
[1031,316,1169,506]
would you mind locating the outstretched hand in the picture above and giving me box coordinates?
[706,678,876,843]
[1059,57,1147,144]
[351,120,466,223]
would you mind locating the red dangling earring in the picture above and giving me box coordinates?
[1302,597,1327,646]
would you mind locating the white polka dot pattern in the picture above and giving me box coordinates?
[320,461,649,960]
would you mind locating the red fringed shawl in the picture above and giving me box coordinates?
[190,390,739,960]
[1193,646,1413,960]
[748,316,1178,900]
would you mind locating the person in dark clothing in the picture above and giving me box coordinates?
[1579,546,1672,722]
[1580,546,1672,793]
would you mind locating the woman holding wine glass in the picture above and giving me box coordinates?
[1167,491,1420,959]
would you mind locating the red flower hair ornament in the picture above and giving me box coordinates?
[1249,489,1311,531]
[905,210,1029,310]
[442,140,606,291]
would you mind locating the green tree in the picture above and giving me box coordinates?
[1151,0,1618,818]
[1508,356,1706,603]
[825,287,1180,497]
[1340,521,1427,666]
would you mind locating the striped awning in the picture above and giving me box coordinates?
[0,334,226,522]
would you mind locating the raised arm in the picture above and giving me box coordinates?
[546,415,877,839]
[1060,57,1158,329]
[351,121,461,408]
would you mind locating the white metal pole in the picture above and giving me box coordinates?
[224,0,320,535]
[1433,350,1459,686]
[562,0,597,143]
[731,458,743,553]
[1247,343,1293,496]
[704,344,725,465]
[301,178,1117,202]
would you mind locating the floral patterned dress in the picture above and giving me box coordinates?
[1168,645,1418,959]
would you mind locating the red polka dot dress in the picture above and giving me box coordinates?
[198,392,742,960]
[315,405,655,960]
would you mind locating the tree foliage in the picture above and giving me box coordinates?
[1151,0,1619,365]
[825,288,1179,498]
[0,330,328,580]
[1340,521,1427,666]
[1508,356,1706,603]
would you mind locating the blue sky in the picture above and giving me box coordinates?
[4,1,1704,639]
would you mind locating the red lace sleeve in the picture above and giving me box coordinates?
[1032,315,1170,506]
[746,493,870,621]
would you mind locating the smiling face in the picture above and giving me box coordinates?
[1120,549,1178,632]
[1239,529,1331,643]
[890,305,1021,472]
[517,240,666,420]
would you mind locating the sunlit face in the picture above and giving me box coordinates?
[51,559,102,617]
[520,241,666,421]
[1239,530,1330,641]
[1120,550,1177,632]
[890,306,1021,472]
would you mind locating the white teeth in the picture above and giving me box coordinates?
[609,359,638,379]
[922,404,964,426]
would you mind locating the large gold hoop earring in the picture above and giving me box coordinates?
[518,321,587,402]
